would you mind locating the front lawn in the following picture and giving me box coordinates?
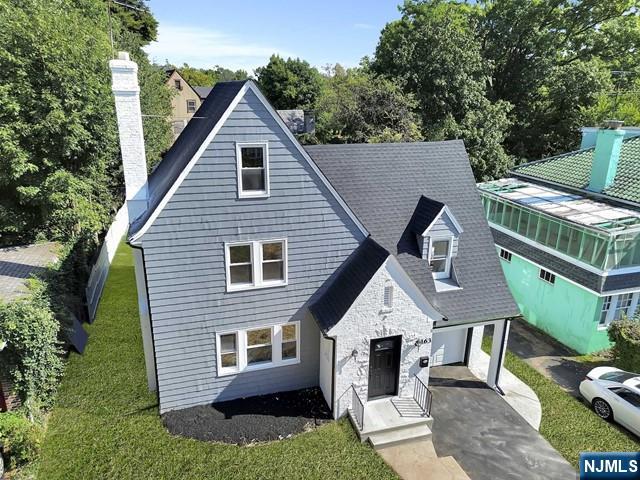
[483,337,639,466]
[37,244,397,480]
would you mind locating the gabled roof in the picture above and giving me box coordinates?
[193,86,213,100]
[128,80,367,242]
[305,142,519,324]
[410,196,444,235]
[309,238,389,333]
[410,196,463,236]
[512,136,640,205]
[129,80,248,238]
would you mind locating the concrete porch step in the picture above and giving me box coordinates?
[368,423,432,449]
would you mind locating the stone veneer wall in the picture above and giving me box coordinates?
[329,259,434,418]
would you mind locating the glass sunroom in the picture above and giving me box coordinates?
[479,180,640,271]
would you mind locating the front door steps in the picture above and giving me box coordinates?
[348,396,432,448]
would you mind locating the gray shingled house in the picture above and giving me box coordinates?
[109,52,518,444]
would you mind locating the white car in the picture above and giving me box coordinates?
[579,366,640,436]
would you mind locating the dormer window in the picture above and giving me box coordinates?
[429,238,452,279]
[236,142,270,198]
[410,196,463,285]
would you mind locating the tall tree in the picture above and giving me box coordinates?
[478,0,640,158]
[107,0,158,43]
[0,0,171,245]
[372,0,513,180]
[256,55,323,110]
[315,66,423,144]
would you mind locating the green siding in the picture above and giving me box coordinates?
[497,247,612,354]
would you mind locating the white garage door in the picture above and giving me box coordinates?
[431,328,468,366]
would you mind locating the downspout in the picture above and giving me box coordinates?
[128,241,161,404]
[325,334,337,418]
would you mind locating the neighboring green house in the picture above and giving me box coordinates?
[478,123,640,354]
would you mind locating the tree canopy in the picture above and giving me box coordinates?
[369,0,640,178]
[256,55,323,110]
[315,66,423,144]
[177,64,248,87]
[372,1,513,179]
[0,0,171,246]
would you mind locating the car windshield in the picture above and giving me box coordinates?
[600,371,638,382]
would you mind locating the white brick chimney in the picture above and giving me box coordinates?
[109,52,148,223]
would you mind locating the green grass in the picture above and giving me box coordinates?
[482,336,639,466]
[37,244,397,480]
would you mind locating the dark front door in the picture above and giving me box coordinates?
[368,336,401,399]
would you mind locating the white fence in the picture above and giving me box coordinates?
[85,204,129,321]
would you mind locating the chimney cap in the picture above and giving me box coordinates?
[603,119,624,130]
[117,51,130,61]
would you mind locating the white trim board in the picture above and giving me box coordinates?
[130,80,368,244]
[422,205,463,236]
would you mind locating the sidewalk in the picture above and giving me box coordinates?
[468,349,542,430]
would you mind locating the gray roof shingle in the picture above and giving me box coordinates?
[193,86,213,100]
[309,238,389,333]
[305,142,519,324]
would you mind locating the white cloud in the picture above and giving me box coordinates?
[143,24,295,73]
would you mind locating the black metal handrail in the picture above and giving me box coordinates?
[413,376,433,417]
[350,384,365,431]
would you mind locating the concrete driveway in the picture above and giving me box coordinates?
[429,366,576,480]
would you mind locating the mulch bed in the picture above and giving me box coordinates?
[162,387,332,445]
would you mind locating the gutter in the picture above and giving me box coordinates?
[127,241,161,405]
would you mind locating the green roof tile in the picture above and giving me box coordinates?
[512,136,640,204]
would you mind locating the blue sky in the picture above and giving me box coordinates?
[144,1,403,73]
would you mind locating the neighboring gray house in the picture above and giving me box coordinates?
[109,52,518,444]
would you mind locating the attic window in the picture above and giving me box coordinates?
[236,142,270,198]
[186,99,196,113]
[174,79,182,90]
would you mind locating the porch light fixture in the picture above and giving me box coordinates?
[351,349,358,358]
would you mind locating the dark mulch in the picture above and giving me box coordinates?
[162,387,332,445]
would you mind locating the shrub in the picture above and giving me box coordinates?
[0,282,64,415]
[0,412,43,469]
[608,319,640,372]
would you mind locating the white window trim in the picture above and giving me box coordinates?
[539,268,556,284]
[429,236,454,279]
[215,331,240,376]
[215,321,300,377]
[598,292,640,330]
[225,239,288,292]
[236,141,270,198]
